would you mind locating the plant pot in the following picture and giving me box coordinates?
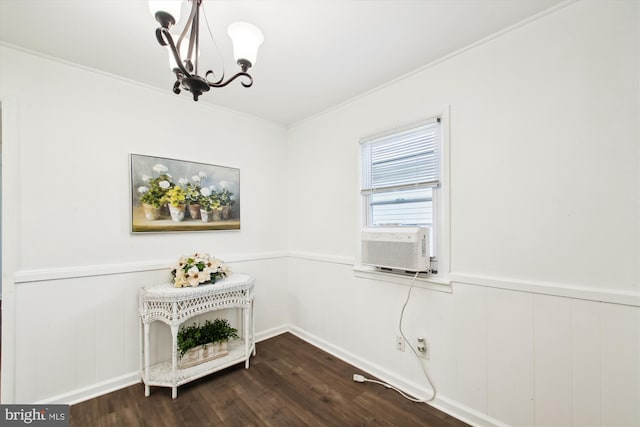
[221,205,230,219]
[168,204,186,222]
[179,347,202,368]
[213,209,222,221]
[188,203,201,219]
[178,341,229,369]
[142,203,161,220]
[203,341,228,358]
[200,208,213,222]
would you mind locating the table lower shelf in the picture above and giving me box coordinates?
[143,338,254,388]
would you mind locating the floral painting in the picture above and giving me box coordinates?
[130,154,240,232]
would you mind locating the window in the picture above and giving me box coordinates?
[360,117,441,269]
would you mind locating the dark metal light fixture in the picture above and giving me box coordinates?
[149,0,264,101]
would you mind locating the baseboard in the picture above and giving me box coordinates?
[433,395,510,427]
[255,324,290,343]
[287,326,508,427]
[36,372,141,405]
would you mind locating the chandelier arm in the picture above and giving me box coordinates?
[177,0,198,54]
[155,28,168,46]
[158,27,193,78]
[173,80,182,94]
[204,70,225,85]
[207,71,254,88]
[191,7,199,75]
[201,5,226,86]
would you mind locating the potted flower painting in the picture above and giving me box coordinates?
[130,154,240,232]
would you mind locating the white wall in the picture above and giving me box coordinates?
[0,46,290,403]
[1,1,639,426]
[287,2,639,427]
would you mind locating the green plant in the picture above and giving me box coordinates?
[199,194,221,211]
[164,186,186,207]
[184,183,201,204]
[217,188,235,207]
[177,319,239,356]
[138,173,173,208]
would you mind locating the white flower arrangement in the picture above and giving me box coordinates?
[171,253,230,287]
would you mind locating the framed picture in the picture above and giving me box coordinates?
[130,153,240,232]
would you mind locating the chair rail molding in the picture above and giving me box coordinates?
[451,272,640,307]
[13,251,289,284]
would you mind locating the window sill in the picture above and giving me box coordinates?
[352,265,452,293]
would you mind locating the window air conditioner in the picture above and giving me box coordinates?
[361,227,430,272]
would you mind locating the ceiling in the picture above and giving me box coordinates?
[0,0,565,127]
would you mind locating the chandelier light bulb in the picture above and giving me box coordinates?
[227,22,264,68]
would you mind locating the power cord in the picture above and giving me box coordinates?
[353,271,437,403]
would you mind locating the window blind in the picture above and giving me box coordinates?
[361,119,440,194]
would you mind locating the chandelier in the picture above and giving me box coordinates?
[149,0,264,101]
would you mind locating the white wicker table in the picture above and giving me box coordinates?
[138,274,255,398]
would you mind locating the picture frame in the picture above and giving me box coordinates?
[130,153,240,233]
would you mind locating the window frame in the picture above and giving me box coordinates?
[356,108,450,288]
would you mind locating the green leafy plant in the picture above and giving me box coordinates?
[217,188,235,207]
[199,194,221,211]
[137,172,173,208]
[177,319,239,356]
[184,183,201,204]
[163,186,186,207]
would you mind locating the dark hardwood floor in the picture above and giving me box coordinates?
[70,333,469,427]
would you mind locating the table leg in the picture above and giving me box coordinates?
[244,306,250,368]
[144,322,150,397]
[251,299,256,356]
[139,317,143,379]
[171,324,179,399]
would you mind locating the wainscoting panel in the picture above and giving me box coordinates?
[76,306,97,390]
[486,287,535,427]
[453,283,488,413]
[600,303,640,427]
[12,256,289,404]
[287,256,639,427]
[571,299,602,427]
[534,294,573,427]
[10,253,639,427]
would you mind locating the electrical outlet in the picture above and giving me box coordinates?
[417,337,430,360]
[396,336,405,352]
